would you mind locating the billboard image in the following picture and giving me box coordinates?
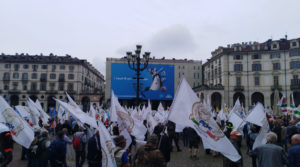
[111,63,174,100]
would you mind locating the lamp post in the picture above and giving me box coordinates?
[126,45,150,106]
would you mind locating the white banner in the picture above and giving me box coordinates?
[168,77,241,162]
[0,96,34,148]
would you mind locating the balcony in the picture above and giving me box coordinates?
[291,79,300,90]
[9,90,20,94]
[27,90,39,94]
[66,90,76,94]
[22,77,28,81]
[271,85,282,91]
[46,91,58,94]
[234,85,244,92]
[40,78,47,82]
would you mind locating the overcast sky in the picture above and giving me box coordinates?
[1,0,300,77]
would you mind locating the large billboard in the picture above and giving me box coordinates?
[111,63,174,100]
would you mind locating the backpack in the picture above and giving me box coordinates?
[73,133,84,150]
[36,138,47,157]
[114,148,126,167]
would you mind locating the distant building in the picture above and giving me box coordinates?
[194,37,300,110]
[105,57,202,108]
[0,53,105,112]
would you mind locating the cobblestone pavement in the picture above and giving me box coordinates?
[10,139,252,167]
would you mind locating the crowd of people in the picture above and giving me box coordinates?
[1,104,300,167]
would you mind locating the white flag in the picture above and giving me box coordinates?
[0,122,9,133]
[245,103,269,149]
[0,96,34,148]
[228,112,244,131]
[27,98,41,125]
[245,103,266,127]
[120,129,132,150]
[98,122,117,167]
[110,91,146,140]
[168,77,241,162]
[35,99,50,124]
[55,99,97,128]
[15,105,33,122]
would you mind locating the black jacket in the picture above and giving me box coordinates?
[87,135,102,163]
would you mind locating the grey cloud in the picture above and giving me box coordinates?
[146,25,197,58]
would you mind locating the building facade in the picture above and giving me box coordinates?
[195,37,300,110]
[105,57,202,108]
[0,53,105,112]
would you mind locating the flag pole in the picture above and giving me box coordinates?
[158,76,185,148]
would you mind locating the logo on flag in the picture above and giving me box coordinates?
[2,108,24,136]
[117,110,134,133]
[189,102,224,141]
[102,140,115,167]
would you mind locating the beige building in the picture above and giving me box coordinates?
[105,57,202,108]
[195,37,300,110]
[0,53,105,112]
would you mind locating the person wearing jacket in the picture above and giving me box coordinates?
[87,130,102,167]
[0,131,13,167]
[49,131,67,167]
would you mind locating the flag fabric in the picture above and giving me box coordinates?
[60,97,117,167]
[228,112,244,131]
[294,106,300,118]
[277,96,287,114]
[246,103,267,127]
[57,105,69,124]
[120,129,132,150]
[98,122,117,167]
[0,122,10,133]
[146,113,159,134]
[110,91,146,140]
[35,99,50,123]
[59,96,117,167]
[245,103,270,149]
[252,119,269,150]
[15,105,33,122]
[55,99,98,128]
[0,96,34,148]
[26,98,41,125]
[290,94,296,114]
[27,98,50,125]
[168,77,241,162]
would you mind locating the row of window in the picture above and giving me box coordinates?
[235,75,298,86]
[3,73,75,80]
[233,61,300,72]
[3,82,74,91]
[233,51,300,60]
[4,64,75,71]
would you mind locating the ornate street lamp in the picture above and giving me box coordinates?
[126,45,150,106]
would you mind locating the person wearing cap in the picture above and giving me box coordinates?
[113,135,130,167]
[0,131,13,167]
[87,130,102,167]
[224,121,234,139]
[222,130,243,167]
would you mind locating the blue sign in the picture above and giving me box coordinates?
[111,63,174,100]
